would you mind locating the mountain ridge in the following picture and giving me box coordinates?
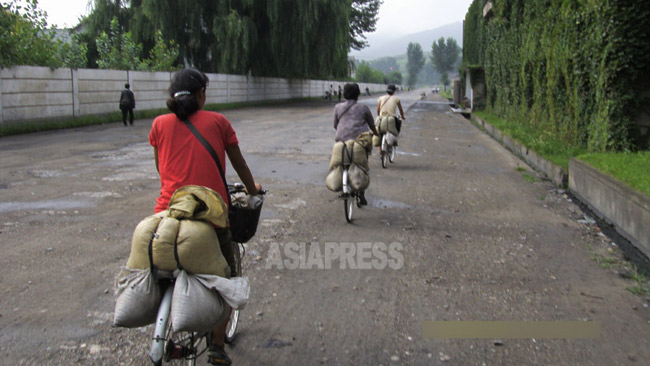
[350,21,463,61]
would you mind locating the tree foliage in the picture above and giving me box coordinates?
[111,0,378,78]
[349,0,382,50]
[57,33,88,69]
[370,56,398,74]
[2,0,379,80]
[96,17,144,70]
[463,0,650,152]
[355,61,384,84]
[431,37,460,87]
[0,0,58,67]
[96,17,179,71]
[406,42,425,87]
[143,30,179,71]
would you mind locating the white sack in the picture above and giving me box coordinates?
[113,269,161,328]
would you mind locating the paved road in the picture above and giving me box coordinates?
[1,90,649,365]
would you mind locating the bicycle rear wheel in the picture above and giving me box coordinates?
[389,145,395,163]
[381,135,388,168]
[162,330,203,366]
[225,242,243,344]
[344,196,353,223]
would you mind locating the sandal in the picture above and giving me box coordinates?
[207,345,232,366]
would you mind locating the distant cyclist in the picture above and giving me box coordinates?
[376,84,405,155]
[376,84,405,133]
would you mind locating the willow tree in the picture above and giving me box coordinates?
[134,0,373,78]
[81,0,377,78]
[350,0,382,50]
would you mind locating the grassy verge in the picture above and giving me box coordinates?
[473,111,587,169]
[577,151,650,198]
[440,89,453,100]
[0,98,314,138]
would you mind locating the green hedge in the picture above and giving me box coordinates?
[463,0,650,152]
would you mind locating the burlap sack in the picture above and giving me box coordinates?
[385,132,398,146]
[326,166,343,192]
[113,269,161,328]
[372,135,381,147]
[125,186,230,278]
[349,163,370,191]
[329,140,370,171]
[377,115,398,135]
[171,270,228,333]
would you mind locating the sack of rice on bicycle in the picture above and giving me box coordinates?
[326,134,371,192]
[375,115,399,136]
[113,186,236,329]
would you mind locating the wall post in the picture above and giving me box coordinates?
[0,75,4,124]
[71,68,80,118]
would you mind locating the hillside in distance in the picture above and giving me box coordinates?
[350,21,463,61]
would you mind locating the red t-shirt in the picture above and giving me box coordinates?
[149,110,239,213]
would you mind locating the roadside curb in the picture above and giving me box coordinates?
[469,114,567,187]
[469,113,649,260]
[569,158,650,259]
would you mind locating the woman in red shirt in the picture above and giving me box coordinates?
[149,68,260,366]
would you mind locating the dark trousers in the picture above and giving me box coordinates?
[121,107,134,125]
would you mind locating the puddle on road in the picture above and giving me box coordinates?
[275,198,307,210]
[0,197,94,213]
[368,197,413,209]
[396,151,421,157]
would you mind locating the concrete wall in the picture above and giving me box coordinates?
[569,158,650,259]
[0,65,385,123]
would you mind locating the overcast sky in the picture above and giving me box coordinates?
[37,0,474,35]
[374,0,473,36]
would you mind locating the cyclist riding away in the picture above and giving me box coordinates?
[149,67,262,366]
[333,83,379,206]
[376,84,405,154]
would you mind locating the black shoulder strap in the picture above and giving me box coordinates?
[337,102,355,121]
[181,118,232,208]
[380,95,392,109]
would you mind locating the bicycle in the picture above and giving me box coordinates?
[340,161,362,223]
[380,132,397,169]
[148,183,262,365]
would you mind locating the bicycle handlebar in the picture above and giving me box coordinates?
[228,182,267,195]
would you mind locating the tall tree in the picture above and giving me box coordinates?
[431,37,460,88]
[0,0,59,67]
[349,0,381,50]
[95,17,144,70]
[406,42,425,87]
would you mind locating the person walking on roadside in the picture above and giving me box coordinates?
[119,83,136,126]
[338,85,342,101]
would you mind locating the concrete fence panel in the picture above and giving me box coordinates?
[0,65,385,124]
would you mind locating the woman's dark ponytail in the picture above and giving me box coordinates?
[166,68,208,120]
